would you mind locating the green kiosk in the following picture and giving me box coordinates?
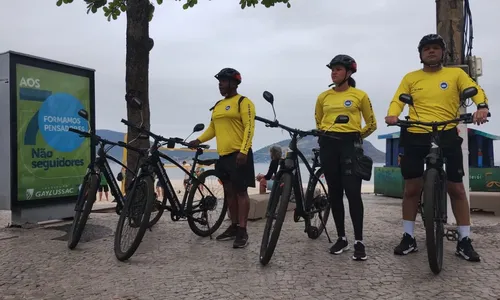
[374,128,500,198]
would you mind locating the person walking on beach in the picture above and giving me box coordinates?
[315,54,377,261]
[98,172,109,201]
[188,67,256,249]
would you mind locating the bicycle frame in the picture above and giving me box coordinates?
[143,140,215,219]
[420,124,448,223]
[93,143,137,208]
[279,132,327,220]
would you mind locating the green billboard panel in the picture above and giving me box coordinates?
[16,64,91,201]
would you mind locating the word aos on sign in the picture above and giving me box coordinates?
[19,77,40,88]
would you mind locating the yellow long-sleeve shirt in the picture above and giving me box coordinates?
[197,94,256,156]
[315,87,377,139]
[387,67,488,133]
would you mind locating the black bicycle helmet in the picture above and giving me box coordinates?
[214,68,242,84]
[418,34,446,53]
[326,54,357,74]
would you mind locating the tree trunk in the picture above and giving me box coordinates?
[125,0,151,190]
[436,0,464,65]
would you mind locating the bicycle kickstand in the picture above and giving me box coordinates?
[317,213,332,243]
[205,212,213,240]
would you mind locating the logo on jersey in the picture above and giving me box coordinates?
[440,82,448,90]
[225,105,231,110]
[344,100,353,107]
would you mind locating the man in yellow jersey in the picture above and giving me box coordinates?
[188,68,256,248]
[315,54,377,261]
[385,34,489,262]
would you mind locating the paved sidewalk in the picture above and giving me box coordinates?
[1,195,499,300]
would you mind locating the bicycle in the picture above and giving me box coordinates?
[114,119,227,261]
[390,86,490,274]
[67,109,145,250]
[147,125,223,228]
[255,91,350,266]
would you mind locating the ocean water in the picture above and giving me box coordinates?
[108,161,384,183]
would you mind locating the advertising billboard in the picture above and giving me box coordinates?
[15,64,91,202]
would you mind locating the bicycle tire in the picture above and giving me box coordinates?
[304,168,330,239]
[423,168,444,274]
[186,169,227,237]
[67,173,99,250]
[114,175,155,261]
[259,172,292,266]
[148,195,166,228]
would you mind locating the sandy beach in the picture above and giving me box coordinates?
[95,178,375,203]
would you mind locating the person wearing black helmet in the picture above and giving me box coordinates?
[188,67,256,249]
[385,34,489,262]
[315,54,377,261]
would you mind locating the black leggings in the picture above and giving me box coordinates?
[319,135,364,241]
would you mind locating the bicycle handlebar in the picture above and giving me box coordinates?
[255,115,340,140]
[389,112,491,128]
[120,119,209,149]
[68,127,91,138]
[68,127,144,154]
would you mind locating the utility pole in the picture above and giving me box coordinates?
[436,0,468,225]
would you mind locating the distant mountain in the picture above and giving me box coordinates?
[96,129,385,165]
[95,129,219,163]
[253,135,385,163]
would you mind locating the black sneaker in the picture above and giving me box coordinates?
[330,237,349,255]
[216,224,238,241]
[394,233,418,255]
[352,241,367,261]
[233,227,248,248]
[456,237,481,262]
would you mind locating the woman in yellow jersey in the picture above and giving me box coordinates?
[188,68,256,249]
[315,55,377,261]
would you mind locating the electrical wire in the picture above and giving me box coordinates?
[462,0,475,108]
[462,0,473,60]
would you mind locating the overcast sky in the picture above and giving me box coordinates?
[1,0,499,159]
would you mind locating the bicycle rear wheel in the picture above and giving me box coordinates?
[148,195,166,228]
[186,169,227,237]
[423,168,445,274]
[259,172,292,266]
[67,172,99,249]
[304,168,330,239]
[114,174,155,261]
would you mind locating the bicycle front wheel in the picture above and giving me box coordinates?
[423,168,445,274]
[186,169,227,237]
[114,175,155,261]
[67,172,99,250]
[259,172,292,266]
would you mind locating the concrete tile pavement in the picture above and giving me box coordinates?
[0,195,499,300]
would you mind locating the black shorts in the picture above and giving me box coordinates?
[215,149,256,192]
[98,185,109,192]
[400,127,464,183]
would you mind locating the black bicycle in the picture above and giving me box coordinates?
[390,86,490,274]
[256,91,350,266]
[67,109,144,250]
[114,119,227,261]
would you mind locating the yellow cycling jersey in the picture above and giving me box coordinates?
[387,67,488,133]
[197,94,256,156]
[315,87,377,139]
